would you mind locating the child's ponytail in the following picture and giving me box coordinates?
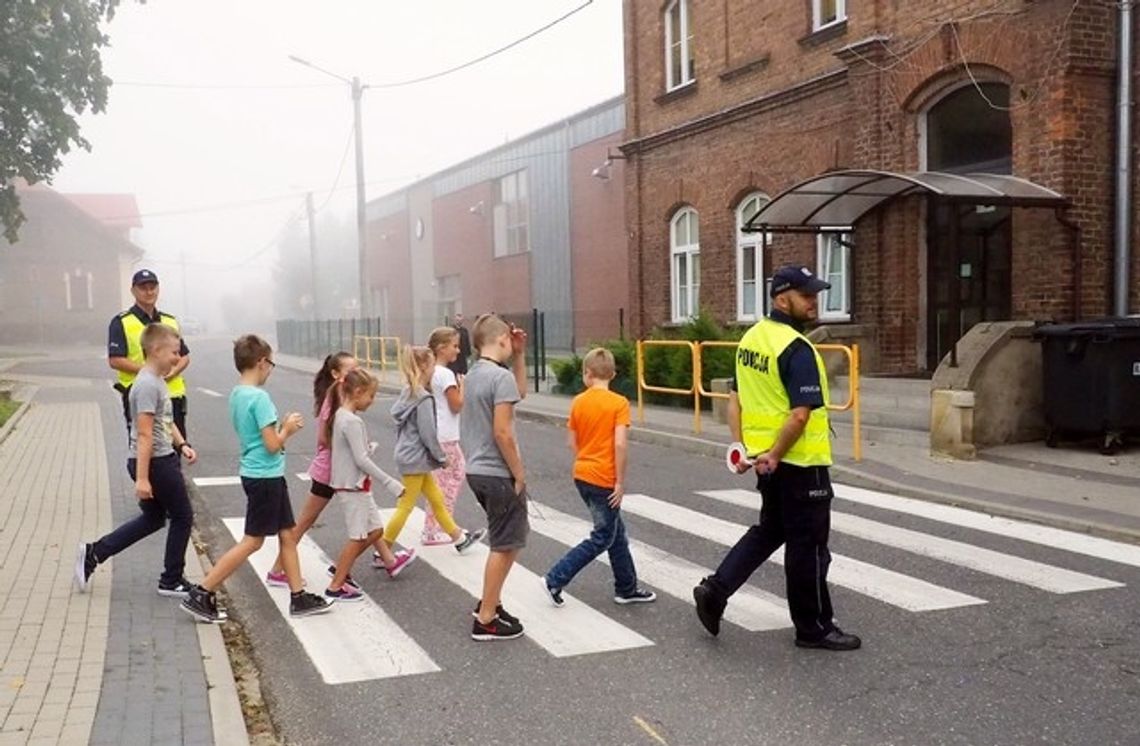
[399,345,434,397]
[323,368,376,444]
[313,351,354,415]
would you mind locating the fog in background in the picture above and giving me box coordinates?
[51,0,624,335]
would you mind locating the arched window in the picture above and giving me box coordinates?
[925,82,1012,174]
[664,0,694,91]
[670,207,700,322]
[735,193,769,321]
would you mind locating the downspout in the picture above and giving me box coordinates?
[1115,0,1133,315]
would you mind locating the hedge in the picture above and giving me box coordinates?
[551,312,744,408]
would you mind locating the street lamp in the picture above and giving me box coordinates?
[288,55,370,318]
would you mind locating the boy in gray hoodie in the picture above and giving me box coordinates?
[385,345,485,553]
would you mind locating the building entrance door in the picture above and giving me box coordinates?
[926,201,1012,370]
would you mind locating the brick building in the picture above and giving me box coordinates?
[622,0,1139,374]
[0,184,143,344]
[365,97,627,352]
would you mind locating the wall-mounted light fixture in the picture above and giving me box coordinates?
[468,201,485,216]
[591,160,613,181]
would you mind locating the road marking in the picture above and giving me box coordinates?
[193,476,242,487]
[196,387,224,398]
[295,473,312,482]
[833,484,1140,569]
[622,494,985,612]
[699,489,1123,594]
[221,518,440,684]
[381,508,654,657]
[632,715,670,745]
[528,501,790,631]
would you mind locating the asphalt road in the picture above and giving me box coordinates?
[26,340,1140,746]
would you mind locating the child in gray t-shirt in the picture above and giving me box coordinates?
[76,324,199,598]
[461,314,530,641]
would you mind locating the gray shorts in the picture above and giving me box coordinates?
[337,491,385,541]
[466,474,529,551]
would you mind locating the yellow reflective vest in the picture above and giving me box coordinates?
[115,311,187,398]
[736,317,832,467]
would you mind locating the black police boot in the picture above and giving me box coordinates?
[693,577,727,637]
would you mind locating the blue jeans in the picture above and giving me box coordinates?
[92,454,193,585]
[546,480,637,595]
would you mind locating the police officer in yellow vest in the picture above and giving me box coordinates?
[693,265,861,651]
[108,269,191,437]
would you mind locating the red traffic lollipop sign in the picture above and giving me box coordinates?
[726,442,752,473]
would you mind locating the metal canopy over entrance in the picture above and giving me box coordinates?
[743,169,1067,234]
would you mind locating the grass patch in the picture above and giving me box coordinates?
[0,399,20,428]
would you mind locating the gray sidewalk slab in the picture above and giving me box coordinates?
[0,373,247,746]
[275,351,1140,543]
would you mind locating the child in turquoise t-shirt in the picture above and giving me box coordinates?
[181,334,334,623]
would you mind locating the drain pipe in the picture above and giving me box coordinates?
[1115,0,1133,316]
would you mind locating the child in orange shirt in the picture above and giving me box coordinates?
[542,348,656,606]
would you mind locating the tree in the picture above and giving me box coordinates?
[1,1,127,244]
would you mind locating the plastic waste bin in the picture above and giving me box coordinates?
[1034,317,1140,454]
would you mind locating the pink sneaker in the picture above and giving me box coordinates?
[421,531,452,546]
[265,570,289,587]
[385,548,417,578]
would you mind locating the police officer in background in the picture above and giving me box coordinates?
[693,265,860,652]
[108,269,192,437]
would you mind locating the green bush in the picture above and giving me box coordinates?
[553,311,745,410]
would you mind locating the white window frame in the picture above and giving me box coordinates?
[493,170,529,258]
[63,272,73,311]
[664,0,694,92]
[670,207,700,322]
[86,272,95,310]
[735,193,769,322]
[816,233,852,322]
[812,0,846,31]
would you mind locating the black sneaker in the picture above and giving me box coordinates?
[795,627,862,651]
[615,588,657,605]
[693,577,726,637]
[542,577,565,608]
[181,586,224,624]
[471,602,520,626]
[290,591,334,617]
[326,565,361,590]
[454,528,486,554]
[471,614,524,641]
[74,543,96,593]
[157,577,193,598]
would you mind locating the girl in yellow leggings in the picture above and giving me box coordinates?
[388,345,486,553]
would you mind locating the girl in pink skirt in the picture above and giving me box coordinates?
[422,327,467,545]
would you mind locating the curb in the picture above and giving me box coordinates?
[286,357,1140,546]
[0,383,38,447]
[184,540,251,746]
[509,406,1140,546]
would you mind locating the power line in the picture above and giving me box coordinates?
[315,125,356,214]
[113,80,339,90]
[368,0,593,89]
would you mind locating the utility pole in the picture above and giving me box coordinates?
[352,76,369,319]
[305,191,319,319]
[288,56,371,320]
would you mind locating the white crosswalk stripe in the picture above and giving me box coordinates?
[621,493,986,612]
[528,501,790,632]
[698,489,1123,594]
[195,387,223,398]
[221,518,440,684]
[380,507,655,657]
[193,476,242,487]
[833,484,1140,569]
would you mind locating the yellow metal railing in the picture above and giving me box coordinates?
[352,335,403,373]
[635,338,862,461]
[635,340,700,433]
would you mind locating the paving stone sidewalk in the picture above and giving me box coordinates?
[0,381,246,746]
